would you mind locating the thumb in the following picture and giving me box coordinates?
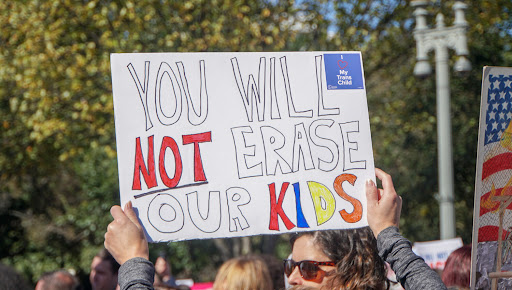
[366,179,378,205]
[124,201,142,228]
[110,205,126,221]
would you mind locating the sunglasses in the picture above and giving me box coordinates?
[283,259,336,281]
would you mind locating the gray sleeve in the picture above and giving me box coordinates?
[118,257,155,290]
[377,226,447,290]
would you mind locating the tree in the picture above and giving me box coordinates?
[324,0,512,243]
[0,0,304,283]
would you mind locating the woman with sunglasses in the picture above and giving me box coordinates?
[285,168,447,289]
[285,227,388,289]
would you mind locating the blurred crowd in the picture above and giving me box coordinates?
[0,241,471,290]
[0,169,472,290]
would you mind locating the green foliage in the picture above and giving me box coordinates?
[351,0,512,243]
[1,0,511,285]
[0,0,302,284]
[290,0,510,243]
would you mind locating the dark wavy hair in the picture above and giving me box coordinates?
[291,227,389,290]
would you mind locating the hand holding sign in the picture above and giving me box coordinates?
[105,201,149,265]
[365,168,402,238]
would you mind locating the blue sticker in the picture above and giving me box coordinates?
[324,53,364,90]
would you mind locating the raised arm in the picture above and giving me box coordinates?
[104,201,154,290]
[366,168,447,290]
[105,201,149,263]
[366,168,402,237]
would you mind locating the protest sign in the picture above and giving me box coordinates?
[412,237,463,270]
[471,67,512,289]
[111,52,375,242]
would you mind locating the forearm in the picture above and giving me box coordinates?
[377,226,447,290]
[118,257,155,290]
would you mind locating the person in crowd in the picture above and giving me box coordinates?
[212,255,272,290]
[441,245,471,290]
[154,256,177,288]
[0,263,32,290]
[286,227,388,289]
[259,254,285,290]
[35,269,80,290]
[104,168,447,290]
[90,249,120,290]
[153,282,190,290]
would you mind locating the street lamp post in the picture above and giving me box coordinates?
[412,1,471,240]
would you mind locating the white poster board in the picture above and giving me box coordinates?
[111,52,375,242]
[412,237,463,270]
[471,66,512,289]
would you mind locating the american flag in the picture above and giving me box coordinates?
[484,75,512,145]
[478,72,512,242]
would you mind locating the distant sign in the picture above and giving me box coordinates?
[110,52,375,242]
[413,238,463,270]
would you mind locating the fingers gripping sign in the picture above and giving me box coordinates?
[104,201,149,265]
[365,168,402,238]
